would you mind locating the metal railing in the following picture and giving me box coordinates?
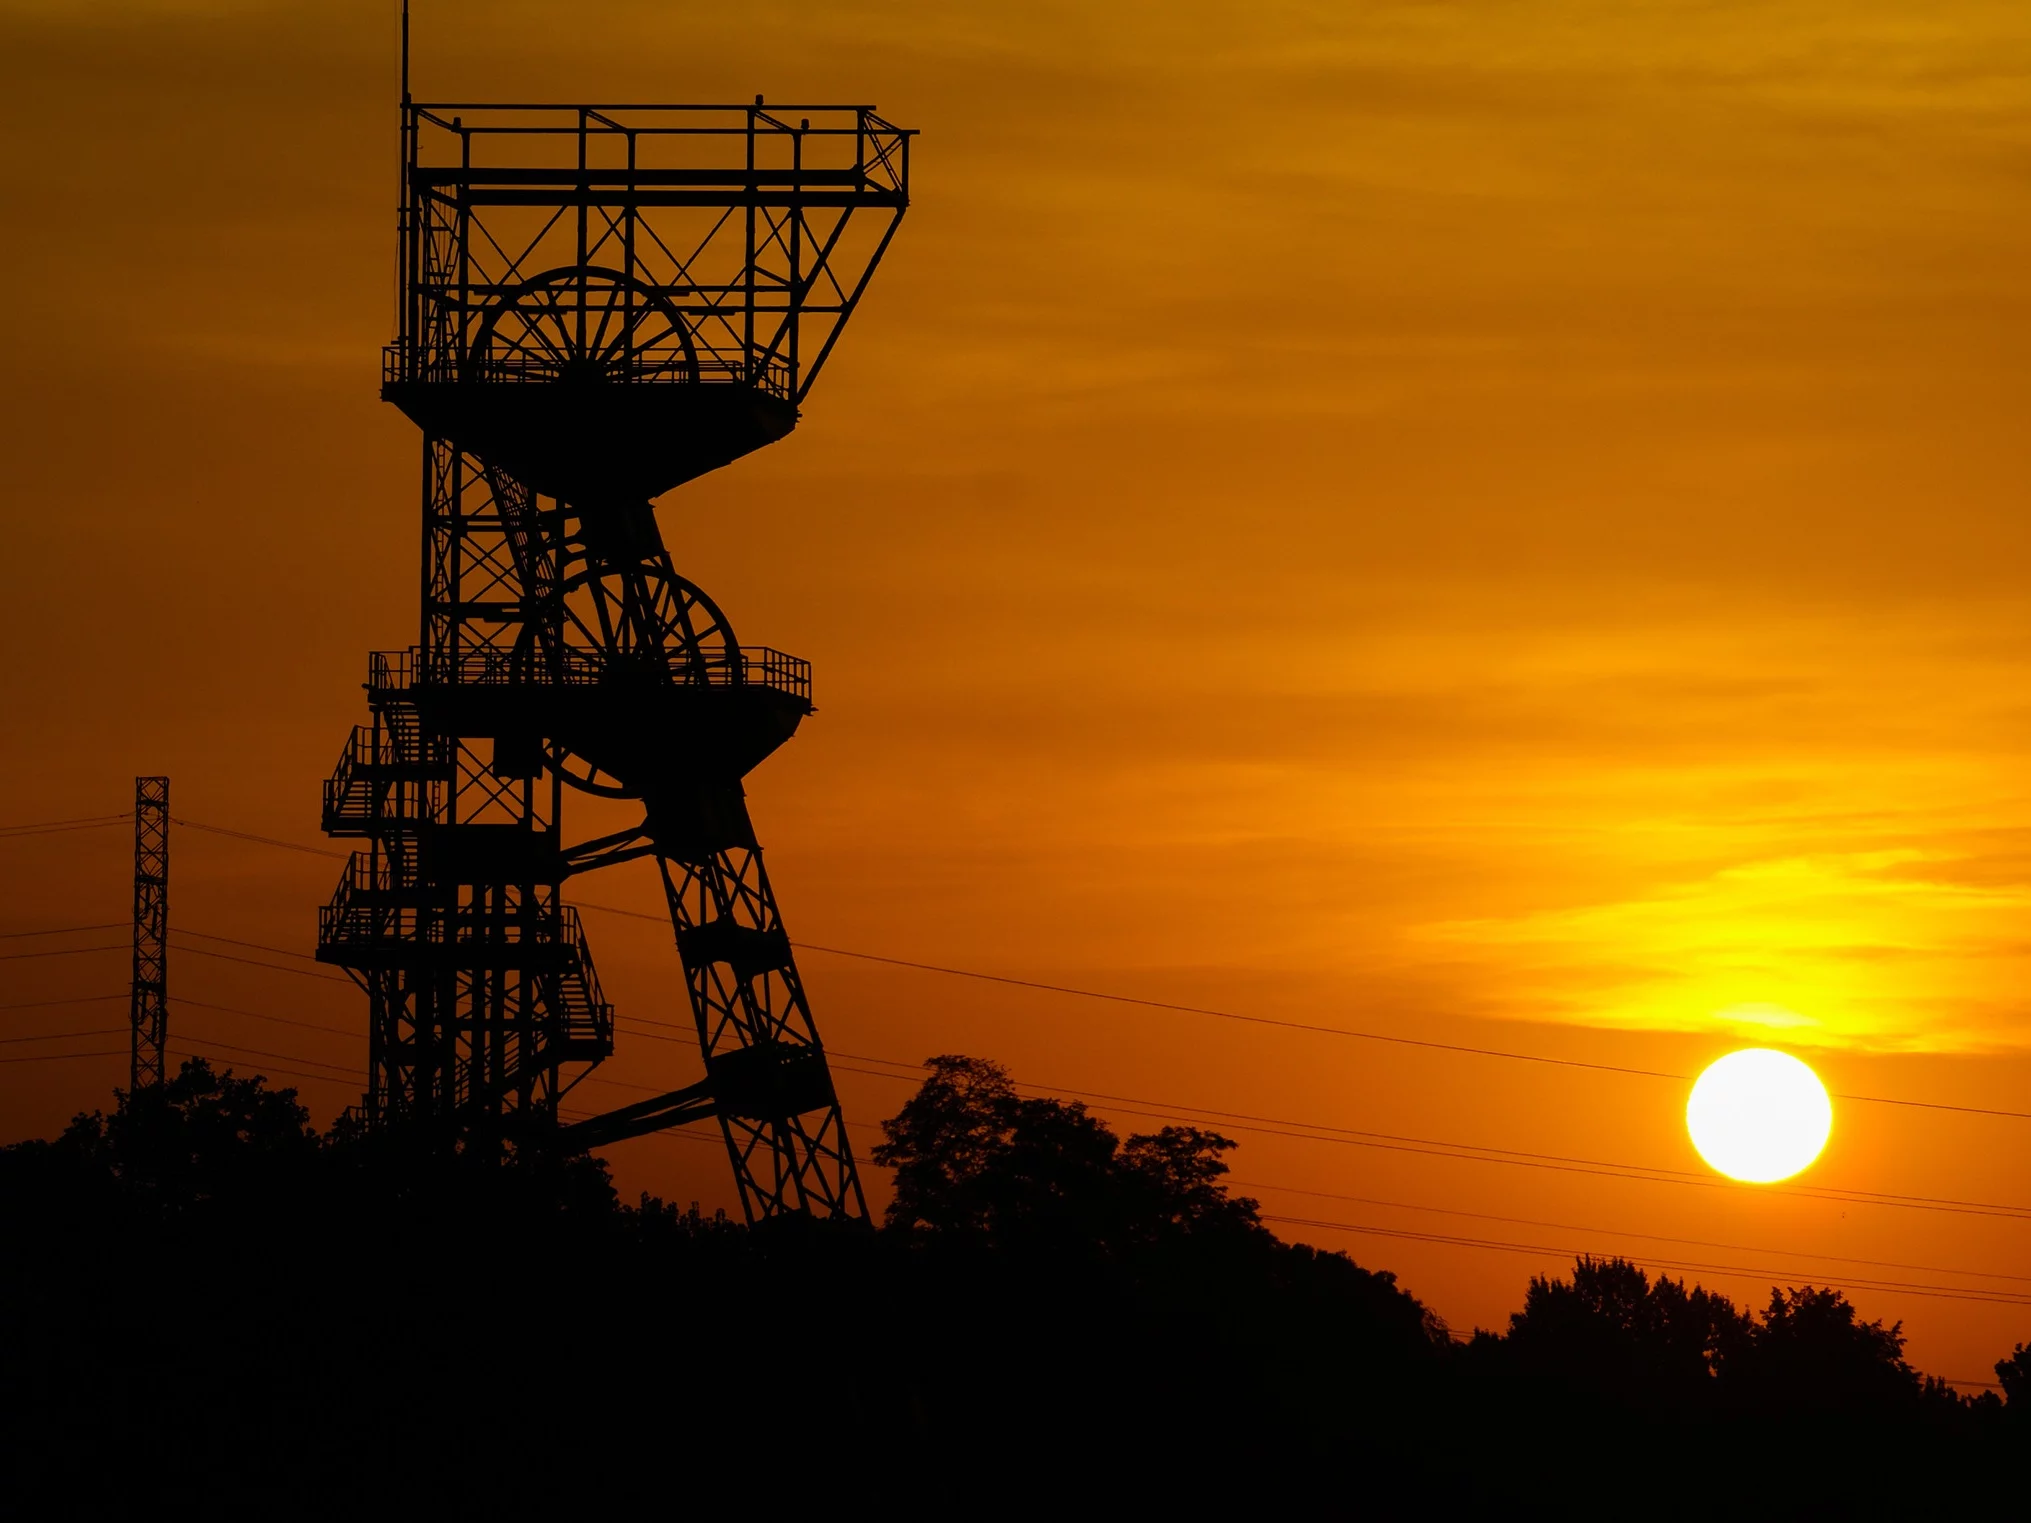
[383,342,793,398]
[318,853,411,948]
[320,863,608,969]
[322,723,455,830]
[403,101,912,199]
[369,643,811,704]
[555,907,614,1047]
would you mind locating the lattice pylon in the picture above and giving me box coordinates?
[129,776,169,1090]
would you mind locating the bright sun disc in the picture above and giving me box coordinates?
[1686,1049,1832,1183]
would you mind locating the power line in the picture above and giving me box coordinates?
[0,812,130,832]
[0,992,126,1012]
[816,1051,2031,1224]
[169,1039,357,1088]
[551,1006,2031,1226]
[165,1044,358,1091]
[35,1024,2031,1341]
[8,1031,2022,1323]
[579,897,1681,1080]
[575,900,683,926]
[1830,1091,2031,1123]
[572,899,2031,1125]
[0,943,126,963]
[0,1029,356,1083]
[1062,1092,2031,1224]
[0,1047,123,1066]
[800,936,1683,1078]
[173,927,322,963]
[26,918,2030,1231]
[202,1007,2031,1225]
[0,812,130,840]
[169,941,352,984]
[170,817,346,860]
[568,1027,2031,1226]
[17,839,2015,1267]
[27,985,2031,1312]
[171,995,358,1040]
[585,1086,2031,1312]
[1235,1179,2031,1287]
[137,816,2028,1127]
[1262,1214,2031,1310]
[0,1027,127,1047]
[578,1070,678,1096]
[4,1036,353,1084]
[0,922,127,940]
[615,1015,696,1047]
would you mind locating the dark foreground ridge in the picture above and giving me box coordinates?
[2,1055,2024,1513]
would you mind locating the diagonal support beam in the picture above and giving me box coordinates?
[561,821,658,877]
[562,1075,719,1149]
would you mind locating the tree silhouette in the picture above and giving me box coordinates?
[1737,1283,1940,1417]
[873,1053,1114,1244]
[39,1057,317,1214]
[1116,1125,1264,1245]
[1997,1342,2031,1416]
[866,1053,1448,1490]
[1503,1254,1751,1410]
[3,1052,2025,1509]
[872,1053,1269,1254]
[1496,1255,1966,1428]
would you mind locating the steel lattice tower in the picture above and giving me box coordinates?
[315,90,911,1220]
[129,776,169,1090]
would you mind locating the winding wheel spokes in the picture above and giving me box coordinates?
[468,266,701,385]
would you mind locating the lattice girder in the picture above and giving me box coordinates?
[318,91,909,1217]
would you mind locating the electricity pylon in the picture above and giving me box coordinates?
[129,776,169,1091]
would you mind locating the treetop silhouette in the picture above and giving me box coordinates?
[871,1053,1265,1252]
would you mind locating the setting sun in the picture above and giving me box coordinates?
[6,0,2031,1505]
[1686,1049,1834,1184]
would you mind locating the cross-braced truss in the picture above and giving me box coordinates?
[317,98,910,1221]
[129,776,169,1091]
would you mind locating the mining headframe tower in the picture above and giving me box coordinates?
[314,82,913,1221]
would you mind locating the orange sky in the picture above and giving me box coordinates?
[3,0,2030,1383]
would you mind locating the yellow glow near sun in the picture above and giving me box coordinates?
[1685,1049,1832,1183]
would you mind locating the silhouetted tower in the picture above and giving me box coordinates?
[315,93,912,1219]
[129,776,169,1090]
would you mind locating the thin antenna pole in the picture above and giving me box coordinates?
[397,0,411,355]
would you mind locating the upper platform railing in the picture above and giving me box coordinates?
[392,100,913,408]
[404,102,910,194]
[381,342,794,395]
